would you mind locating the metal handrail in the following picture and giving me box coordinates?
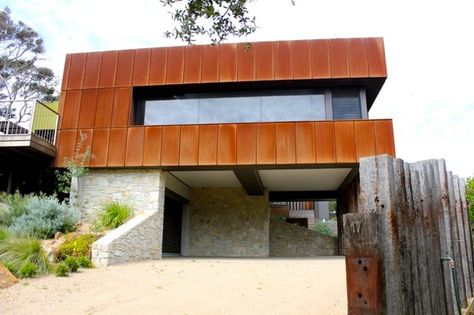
[0,99,59,145]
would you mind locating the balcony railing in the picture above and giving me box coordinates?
[0,99,59,145]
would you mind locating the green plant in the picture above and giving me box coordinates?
[94,201,133,230]
[9,195,79,239]
[0,192,28,226]
[466,177,474,226]
[0,237,51,277]
[55,262,69,277]
[18,261,37,278]
[314,220,335,238]
[77,256,93,268]
[64,256,79,272]
[0,225,10,242]
[56,234,97,261]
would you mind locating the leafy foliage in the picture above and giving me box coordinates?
[0,225,10,241]
[0,7,56,124]
[94,202,133,230]
[314,220,335,238]
[56,234,97,261]
[18,261,37,278]
[0,192,28,226]
[0,236,51,277]
[9,195,79,239]
[161,0,257,44]
[64,256,79,272]
[55,262,69,277]
[77,255,93,268]
[466,177,474,225]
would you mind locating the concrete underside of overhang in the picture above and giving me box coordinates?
[167,166,358,201]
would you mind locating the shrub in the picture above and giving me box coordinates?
[9,195,79,239]
[94,201,133,230]
[0,225,10,242]
[56,234,97,261]
[64,256,79,272]
[77,256,93,268]
[0,192,28,226]
[314,220,335,238]
[0,237,51,277]
[18,261,37,278]
[55,262,69,277]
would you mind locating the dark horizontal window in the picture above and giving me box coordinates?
[332,89,362,119]
[139,89,326,125]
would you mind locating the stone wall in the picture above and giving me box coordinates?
[187,188,269,257]
[85,169,165,266]
[77,169,163,219]
[270,217,338,256]
[92,210,163,267]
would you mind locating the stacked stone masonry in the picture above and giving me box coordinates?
[187,188,270,257]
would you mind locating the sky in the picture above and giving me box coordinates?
[3,0,474,177]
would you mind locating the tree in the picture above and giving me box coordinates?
[160,0,295,44]
[0,7,56,124]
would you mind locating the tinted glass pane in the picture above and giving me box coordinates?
[261,94,325,122]
[145,99,198,125]
[332,90,361,119]
[199,96,261,123]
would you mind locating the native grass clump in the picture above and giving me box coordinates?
[93,201,133,231]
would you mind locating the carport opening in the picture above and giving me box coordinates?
[162,196,183,255]
[269,200,340,256]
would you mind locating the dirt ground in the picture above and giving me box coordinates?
[0,257,347,315]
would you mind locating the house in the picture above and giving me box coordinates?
[55,38,395,266]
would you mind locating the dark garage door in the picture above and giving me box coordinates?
[162,197,183,254]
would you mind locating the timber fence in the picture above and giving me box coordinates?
[344,155,473,314]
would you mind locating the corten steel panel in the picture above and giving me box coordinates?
[67,53,86,90]
[57,93,66,130]
[125,127,145,167]
[143,126,162,166]
[292,40,311,79]
[179,125,199,165]
[236,124,257,164]
[354,120,376,159]
[334,121,357,163]
[161,125,181,166]
[348,38,369,78]
[366,38,387,77]
[111,88,131,127]
[274,41,293,80]
[107,128,127,167]
[374,120,395,157]
[98,51,118,88]
[184,45,202,84]
[346,257,379,312]
[149,47,167,85]
[94,88,114,128]
[132,48,151,86]
[115,50,135,87]
[329,39,350,78]
[166,46,185,85]
[83,52,102,89]
[74,129,93,167]
[61,90,82,129]
[314,121,336,163]
[89,129,110,167]
[217,124,237,165]
[56,130,77,167]
[237,43,255,81]
[257,123,276,164]
[255,42,274,81]
[295,122,316,164]
[219,44,237,82]
[78,89,98,129]
[198,124,218,165]
[276,122,296,164]
[201,45,219,83]
[311,39,331,78]
[60,55,71,91]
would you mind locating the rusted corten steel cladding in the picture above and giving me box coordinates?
[56,37,395,168]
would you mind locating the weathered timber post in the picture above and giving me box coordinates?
[344,212,382,314]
